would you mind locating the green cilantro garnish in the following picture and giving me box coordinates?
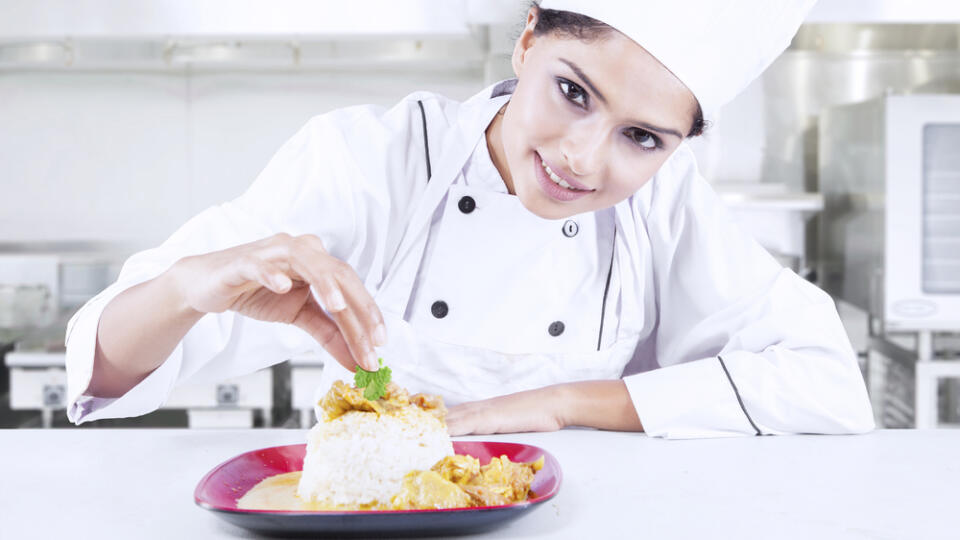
[354,358,392,401]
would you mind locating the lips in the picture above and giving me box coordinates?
[532,152,594,203]
[540,157,593,191]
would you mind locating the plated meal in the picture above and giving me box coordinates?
[194,363,561,536]
[238,379,544,511]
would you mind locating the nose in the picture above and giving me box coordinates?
[559,125,604,177]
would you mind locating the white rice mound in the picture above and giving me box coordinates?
[297,404,453,507]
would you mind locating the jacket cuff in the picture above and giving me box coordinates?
[64,287,185,425]
[623,356,760,439]
[65,288,118,423]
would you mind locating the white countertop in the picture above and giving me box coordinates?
[1,428,956,540]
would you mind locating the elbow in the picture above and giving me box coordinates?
[757,348,878,436]
[770,395,875,437]
[831,352,877,434]
[811,359,877,435]
[844,386,877,434]
[829,398,876,435]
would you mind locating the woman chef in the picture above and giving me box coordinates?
[64,0,875,439]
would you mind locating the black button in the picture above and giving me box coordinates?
[458,196,476,214]
[431,300,449,319]
[562,220,579,237]
[548,321,565,336]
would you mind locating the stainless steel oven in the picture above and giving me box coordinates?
[820,93,960,331]
[819,93,960,428]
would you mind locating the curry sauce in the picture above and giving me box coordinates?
[238,380,541,511]
[237,454,543,511]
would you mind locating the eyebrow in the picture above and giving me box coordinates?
[558,57,685,141]
[559,58,607,104]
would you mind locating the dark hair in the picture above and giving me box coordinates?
[532,5,612,42]
[530,4,706,138]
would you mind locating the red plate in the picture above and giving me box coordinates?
[194,441,562,537]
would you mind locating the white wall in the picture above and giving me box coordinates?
[0,67,483,247]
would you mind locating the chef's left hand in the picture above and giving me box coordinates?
[446,386,566,436]
[445,381,643,435]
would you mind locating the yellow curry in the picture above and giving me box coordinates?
[237,381,543,511]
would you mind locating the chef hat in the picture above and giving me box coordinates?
[537,0,816,115]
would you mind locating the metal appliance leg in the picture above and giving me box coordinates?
[865,350,885,425]
[915,331,936,429]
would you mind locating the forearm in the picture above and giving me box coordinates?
[557,380,644,432]
[88,264,204,398]
[446,380,644,435]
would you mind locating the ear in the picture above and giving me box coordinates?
[511,7,539,77]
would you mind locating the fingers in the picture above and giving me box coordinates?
[324,262,387,366]
[444,405,472,436]
[270,234,385,371]
[231,256,292,295]
[255,237,348,313]
[309,276,347,314]
[329,277,386,371]
[324,287,378,371]
[292,295,360,373]
[446,394,566,436]
[446,403,495,436]
[253,259,293,295]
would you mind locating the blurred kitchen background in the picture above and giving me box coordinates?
[2,0,960,429]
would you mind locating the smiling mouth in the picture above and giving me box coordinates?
[539,158,593,192]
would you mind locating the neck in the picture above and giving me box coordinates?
[485,105,515,195]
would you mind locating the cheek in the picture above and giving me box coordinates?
[510,82,568,145]
[600,153,666,199]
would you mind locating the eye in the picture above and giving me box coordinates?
[556,77,588,108]
[623,127,661,151]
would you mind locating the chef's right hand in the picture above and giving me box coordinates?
[170,232,385,372]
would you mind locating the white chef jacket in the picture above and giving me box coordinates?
[64,81,875,439]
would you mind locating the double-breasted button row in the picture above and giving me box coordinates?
[458,195,578,240]
[430,299,566,338]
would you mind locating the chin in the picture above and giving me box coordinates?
[521,202,565,220]
[516,186,583,220]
